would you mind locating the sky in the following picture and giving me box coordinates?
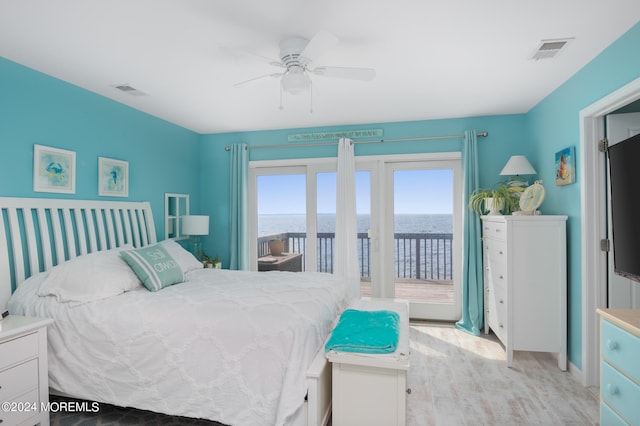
[257,168,453,215]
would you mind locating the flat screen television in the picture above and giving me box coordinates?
[608,132,640,283]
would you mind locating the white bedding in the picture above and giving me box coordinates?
[9,268,351,426]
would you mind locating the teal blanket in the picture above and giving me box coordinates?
[325,309,400,354]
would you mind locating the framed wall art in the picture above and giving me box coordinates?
[33,144,76,193]
[555,146,576,186]
[98,157,129,197]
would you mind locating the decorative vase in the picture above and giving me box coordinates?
[268,240,284,256]
[485,198,504,215]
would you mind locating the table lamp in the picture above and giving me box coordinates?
[181,215,209,259]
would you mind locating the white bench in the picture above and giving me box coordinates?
[325,299,410,426]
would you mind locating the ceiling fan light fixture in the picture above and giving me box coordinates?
[281,68,311,95]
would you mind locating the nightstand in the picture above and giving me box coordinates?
[0,315,53,426]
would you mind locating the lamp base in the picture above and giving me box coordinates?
[191,236,202,260]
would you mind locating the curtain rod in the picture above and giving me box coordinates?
[224,131,488,151]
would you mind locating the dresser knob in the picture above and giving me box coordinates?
[607,384,619,396]
[499,250,503,255]
[607,340,619,351]
[499,275,504,280]
[499,299,504,304]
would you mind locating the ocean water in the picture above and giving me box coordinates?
[258,214,454,279]
[258,214,452,237]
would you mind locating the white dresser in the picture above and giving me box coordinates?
[0,315,53,426]
[597,309,640,425]
[481,215,567,369]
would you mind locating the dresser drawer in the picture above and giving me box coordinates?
[0,359,38,402]
[482,220,506,241]
[491,300,507,342]
[601,400,628,426]
[0,332,38,370]
[602,320,640,381]
[601,361,640,425]
[485,260,507,292]
[484,240,507,264]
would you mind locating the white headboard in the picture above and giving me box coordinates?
[0,197,157,310]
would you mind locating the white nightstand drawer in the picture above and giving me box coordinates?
[0,388,40,426]
[0,359,38,401]
[0,332,38,370]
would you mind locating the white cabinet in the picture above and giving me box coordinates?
[481,215,567,369]
[326,299,410,426]
[0,315,53,426]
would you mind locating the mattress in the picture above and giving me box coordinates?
[8,268,351,425]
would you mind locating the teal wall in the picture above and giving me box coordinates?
[199,114,528,268]
[526,21,640,369]
[0,57,201,239]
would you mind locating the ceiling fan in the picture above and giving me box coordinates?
[233,31,376,98]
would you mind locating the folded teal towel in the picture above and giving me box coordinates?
[325,309,400,354]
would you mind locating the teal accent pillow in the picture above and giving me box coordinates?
[120,244,185,292]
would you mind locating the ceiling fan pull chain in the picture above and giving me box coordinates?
[279,85,284,110]
[309,81,313,114]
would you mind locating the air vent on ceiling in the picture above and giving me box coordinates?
[113,84,147,96]
[532,38,574,60]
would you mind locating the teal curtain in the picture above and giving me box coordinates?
[455,130,484,336]
[229,144,249,270]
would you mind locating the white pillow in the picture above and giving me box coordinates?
[158,239,203,273]
[38,247,142,304]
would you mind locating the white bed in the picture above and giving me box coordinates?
[0,197,349,426]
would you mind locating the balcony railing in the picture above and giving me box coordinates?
[258,232,453,281]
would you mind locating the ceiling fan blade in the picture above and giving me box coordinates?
[299,31,339,67]
[310,66,376,81]
[233,73,283,88]
[221,46,285,69]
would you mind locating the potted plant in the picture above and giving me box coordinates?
[268,238,284,256]
[211,255,221,269]
[200,252,212,268]
[468,181,520,215]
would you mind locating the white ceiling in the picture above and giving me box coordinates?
[1,1,639,134]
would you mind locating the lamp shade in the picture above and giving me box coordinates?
[181,215,209,236]
[500,155,537,176]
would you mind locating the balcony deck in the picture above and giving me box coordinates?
[359,278,454,304]
[258,232,455,305]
